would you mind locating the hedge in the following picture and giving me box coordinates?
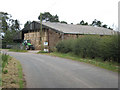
[56,35,119,62]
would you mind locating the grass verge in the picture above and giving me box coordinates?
[2,56,25,88]
[9,49,28,52]
[39,52,119,72]
[16,60,24,88]
[38,51,49,53]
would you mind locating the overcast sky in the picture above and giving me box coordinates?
[0,0,119,30]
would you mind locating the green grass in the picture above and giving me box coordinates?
[1,53,25,88]
[37,50,49,54]
[47,52,119,72]
[0,53,9,87]
[1,54,9,72]
[16,60,24,88]
[9,49,28,52]
[0,74,1,87]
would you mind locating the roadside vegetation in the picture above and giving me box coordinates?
[9,49,28,52]
[1,53,25,88]
[56,35,119,62]
[54,35,119,72]
[49,52,119,72]
[38,50,49,53]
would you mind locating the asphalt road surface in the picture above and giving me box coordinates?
[7,51,118,88]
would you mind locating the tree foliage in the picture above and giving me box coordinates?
[79,20,88,25]
[90,19,113,30]
[3,30,16,43]
[102,24,108,28]
[24,21,31,28]
[0,12,20,32]
[38,12,59,22]
[0,12,20,43]
[10,19,20,31]
[38,12,68,24]
[91,19,102,27]
[60,21,67,24]
[56,35,118,62]
[0,12,9,32]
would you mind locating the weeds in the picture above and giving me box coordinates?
[3,70,8,74]
[1,53,9,72]
[1,52,25,88]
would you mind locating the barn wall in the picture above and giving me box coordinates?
[64,34,77,39]
[24,29,86,50]
[48,29,61,51]
[64,34,85,40]
[24,28,101,51]
[48,31,85,51]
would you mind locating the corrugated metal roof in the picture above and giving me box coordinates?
[35,21,115,35]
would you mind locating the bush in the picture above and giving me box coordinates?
[56,39,74,53]
[56,35,119,62]
[98,35,118,62]
[73,35,100,58]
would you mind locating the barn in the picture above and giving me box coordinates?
[21,21,115,51]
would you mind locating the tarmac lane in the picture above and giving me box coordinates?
[7,51,118,88]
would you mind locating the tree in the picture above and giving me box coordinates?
[14,19,20,30]
[80,20,85,25]
[79,20,88,25]
[108,27,113,30]
[24,21,31,28]
[0,12,20,44]
[102,24,108,28]
[38,12,59,22]
[91,19,103,27]
[3,30,16,43]
[10,19,20,31]
[91,19,113,30]
[96,21,102,27]
[0,12,20,32]
[38,12,51,21]
[0,12,9,33]
[60,21,67,24]
[91,19,97,26]
[84,22,88,25]
[51,14,59,22]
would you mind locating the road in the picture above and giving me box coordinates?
[7,51,118,88]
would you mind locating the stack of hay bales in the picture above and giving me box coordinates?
[24,30,48,50]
